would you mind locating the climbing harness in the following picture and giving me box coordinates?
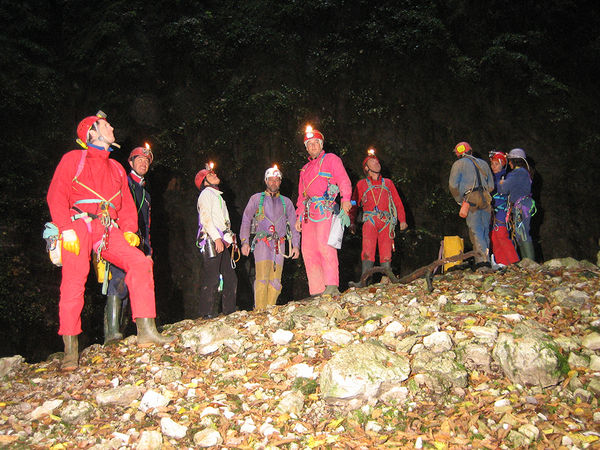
[360,178,398,239]
[249,192,294,265]
[300,153,337,223]
[69,149,123,294]
[507,194,536,243]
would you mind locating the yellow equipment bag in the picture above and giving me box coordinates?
[92,252,112,283]
[443,236,464,272]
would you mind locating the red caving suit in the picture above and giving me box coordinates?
[296,150,352,295]
[47,146,156,335]
[349,177,406,263]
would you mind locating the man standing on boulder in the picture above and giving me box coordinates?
[295,125,352,296]
[349,148,408,279]
[195,162,238,318]
[448,141,494,270]
[240,165,300,310]
[104,144,154,344]
[47,111,174,371]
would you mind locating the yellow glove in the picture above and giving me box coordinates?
[123,231,140,247]
[61,229,80,256]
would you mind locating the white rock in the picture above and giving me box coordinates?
[582,332,600,350]
[322,329,353,345]
[160,417,187,439]
[240,418,257,433]
[287,363,315,379]
[384,321,405,335]
[423,331,453,353]
[437,295,448,307]
[200,406,220,417]
[193,428,223,447]
[139,390,170,412]
[269,356,289,372]
[112,432,129,444]
[260,420,277,437]
[272,329,294,345]
[293,422,308,433]
[365,420,382,432]
[30,399,63,420]
[136,430,162,449]
[502,314,523,322]
[590,355,600,371]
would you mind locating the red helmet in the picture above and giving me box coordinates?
[195,170,210,189]
[453,141,472,155]
[362,148,379,172]
[489,151,507,166]
[195,162,215,189]
[129,144,154,164]
[76,110,107,147]
[303,126,324,146]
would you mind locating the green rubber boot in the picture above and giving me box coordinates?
[61,335,78,371]
[519,240,535,261]
[104,295,124,345]
[322,285,340,296]
[361,260,375,277]
[136,318,175,347]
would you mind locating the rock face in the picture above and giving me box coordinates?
[1,258,599,448]
[319,340,410,403]
[492,333,563,387]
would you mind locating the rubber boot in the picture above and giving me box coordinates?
[104,295,124,345]
[322,285,340,296]
[361,260,375,277]
[136,318,175,347]
[519,240,535,261]
[61,335,78,371]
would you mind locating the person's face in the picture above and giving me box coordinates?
[490,159,503,174]
[94,119,115,144]
[366,158,381,177]
[265,176,281,193]
[205,171,220,186]
[130,156,150,176]
[305,139,322,159]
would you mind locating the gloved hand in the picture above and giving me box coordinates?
[123,231,140,247]
[338,209,351,228]
[61,229,80,256]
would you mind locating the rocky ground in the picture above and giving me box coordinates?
[1,257,600,449]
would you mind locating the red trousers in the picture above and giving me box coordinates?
[59,218,156,335]
[301,218,339,295]
[490,225,519,266]
[361,217,393,263]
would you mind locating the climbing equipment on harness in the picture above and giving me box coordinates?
[249,191,293,261]
[300,153,338,223]
[360,178,398,238]
[507,194,537,243]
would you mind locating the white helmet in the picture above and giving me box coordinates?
[508,148,527,159]
[264,166,282,181]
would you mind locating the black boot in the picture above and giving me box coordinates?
[519,240,535,261]
[104,295,124,345]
